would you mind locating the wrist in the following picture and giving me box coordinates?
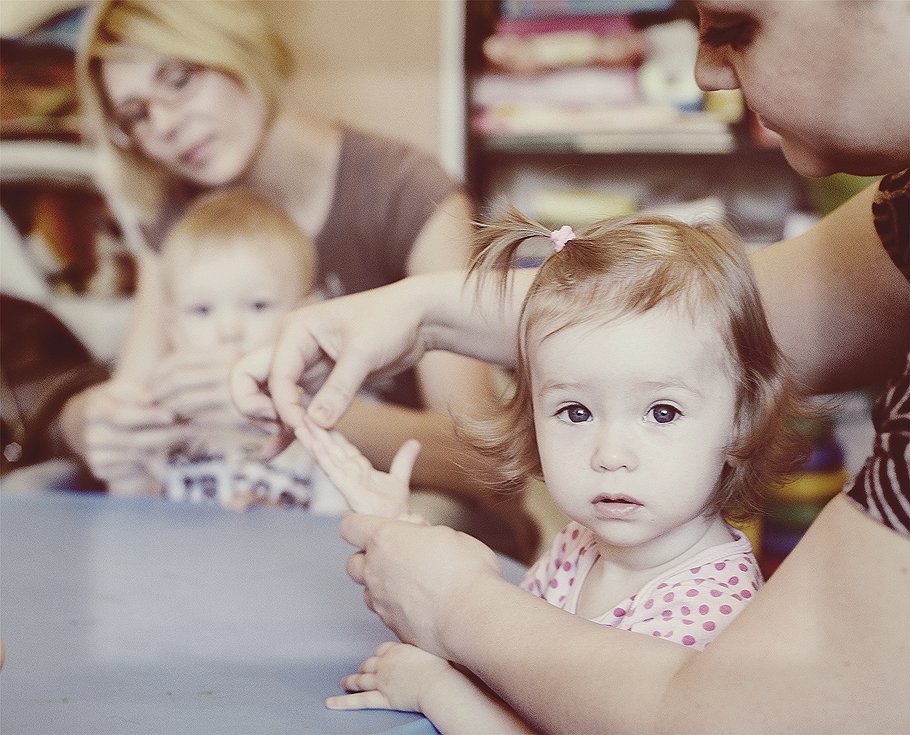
[415,654,457,711]
[412,270,471,354]
[435,551,507,662]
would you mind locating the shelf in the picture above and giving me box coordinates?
[480,128,736,155]
[0,140,95,183]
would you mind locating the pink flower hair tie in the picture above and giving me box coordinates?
[550,225,576,253]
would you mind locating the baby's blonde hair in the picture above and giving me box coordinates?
[161,187,316,299]
[77,0,293,220]
[467,207,810,522]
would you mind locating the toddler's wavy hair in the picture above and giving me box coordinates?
[466,207,810,522]
[160,186,316,297]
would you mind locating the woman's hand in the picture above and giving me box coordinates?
[297,416,418,518]
[325,641,452,713]
[151,345,246,428]
[230,280,428,433]
[340,514,504,656]
[79,381,176,494]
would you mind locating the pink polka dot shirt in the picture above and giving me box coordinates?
[521,522,763,650]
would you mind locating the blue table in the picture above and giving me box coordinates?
[0,491,526,734]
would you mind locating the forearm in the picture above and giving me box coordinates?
[112,249,168,385]
[751,183,910,394]
[420,665,536,735]
[408,269,534,369]
[58,386,96,457]
[438,576,691,734]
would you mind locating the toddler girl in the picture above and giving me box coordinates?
[307,209,809,732]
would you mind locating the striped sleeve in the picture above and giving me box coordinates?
[844,170,910,536]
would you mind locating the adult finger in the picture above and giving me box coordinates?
[85,424,177,453]
[272,333,372,430]
[346,549,366,584]
[88,400,174,430]
[267,331,319,430]
[229,345,279,421]
[340,512,393,550]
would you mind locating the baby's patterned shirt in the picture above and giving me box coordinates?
[521,521,763,650]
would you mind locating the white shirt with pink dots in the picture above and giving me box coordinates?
[521,521,763,650]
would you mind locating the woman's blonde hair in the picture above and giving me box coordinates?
[77,1,293,220]
[466,207,811,523]
[161,186,316,298]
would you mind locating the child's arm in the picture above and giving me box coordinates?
[326,641,535,735]
[299,416,420,520]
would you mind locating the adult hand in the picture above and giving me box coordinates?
[151,345,246,429]
[230,280,429,433]
[340,513,503,656]
[81,381,176,494]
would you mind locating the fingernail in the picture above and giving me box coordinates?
[309,401,334,426]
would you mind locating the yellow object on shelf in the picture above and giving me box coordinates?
[704,90,745,124]
[770,469,849,504]
[534,188,637,230]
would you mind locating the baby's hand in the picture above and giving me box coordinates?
[325,641,452,713]
[297,416,418,519]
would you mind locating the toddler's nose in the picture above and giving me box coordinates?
[590,424,638,473]
[216,314,243,345]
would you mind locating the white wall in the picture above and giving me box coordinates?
[270,0,460,172]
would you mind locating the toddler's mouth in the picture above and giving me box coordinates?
[592,494,643,520]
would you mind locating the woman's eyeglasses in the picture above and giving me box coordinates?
[107,60,203,149]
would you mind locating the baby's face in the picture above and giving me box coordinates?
[168,245,304,353]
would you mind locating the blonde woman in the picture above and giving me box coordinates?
[61,1,530,552]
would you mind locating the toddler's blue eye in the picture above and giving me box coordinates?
[251,300,273,312]
[558,404,592,424]
[650,404,680,424]
[189,304,210,316]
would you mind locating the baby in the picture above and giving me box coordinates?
[149,186,347,513]
[302,209,810,732]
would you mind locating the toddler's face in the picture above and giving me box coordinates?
[530,302,738,560]
[168,245,304,353]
